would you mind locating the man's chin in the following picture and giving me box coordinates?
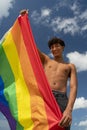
[54,54,59,57]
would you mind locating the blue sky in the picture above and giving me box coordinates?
[0,0,87,130]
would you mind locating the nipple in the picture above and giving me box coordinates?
[49,65,52,68]
[53,82,56,85]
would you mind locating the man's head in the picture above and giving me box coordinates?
[48,37,65,49]
[48,37,65,58]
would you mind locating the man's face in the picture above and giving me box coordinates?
[50,43,64,57]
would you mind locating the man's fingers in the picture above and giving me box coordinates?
[59,115,72,127]
[20,9,29,15]
[63,118,72,127]
[59,116,66,126]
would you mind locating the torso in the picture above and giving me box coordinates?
[43,58,71,92]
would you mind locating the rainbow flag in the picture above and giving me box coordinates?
[0,13,65,130]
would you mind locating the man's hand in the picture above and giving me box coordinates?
[20,9,28,16]
[59,109,72,127]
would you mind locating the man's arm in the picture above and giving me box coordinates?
[66,64,78,112]
[37,49,49,65]
[59,64,78,127]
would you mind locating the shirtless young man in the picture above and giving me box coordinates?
[38,37,78,130]
[20,10,78,130]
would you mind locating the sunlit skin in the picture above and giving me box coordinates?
[38,43,78,128]
[20,10,78,128]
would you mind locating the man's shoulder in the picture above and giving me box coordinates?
[64,62,75,66]
[63,62,76,70]
[68,63,77,72]
[68,63,76,67]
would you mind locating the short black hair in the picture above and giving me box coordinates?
[48,37,65,49]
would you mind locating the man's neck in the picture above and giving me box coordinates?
[54,56,64,63]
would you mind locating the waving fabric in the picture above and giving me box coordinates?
[0,13,64,130]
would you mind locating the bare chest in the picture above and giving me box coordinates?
[43,60,71,91]
[44,61,70,78]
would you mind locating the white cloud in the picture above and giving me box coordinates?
[78,120,87,127]
[0,0,15,20]
[80,9,87,20]
[0,119,10,130]
[74,97,87,110]
[48,53,53,58]
[51,17,80,35]
[82,24,87,31]
[70,1,80,15]
[41,8,51,17]
[66,51,87,72]
[31,1,87,35]
[31,7,51,25]
[0,112,10,130]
